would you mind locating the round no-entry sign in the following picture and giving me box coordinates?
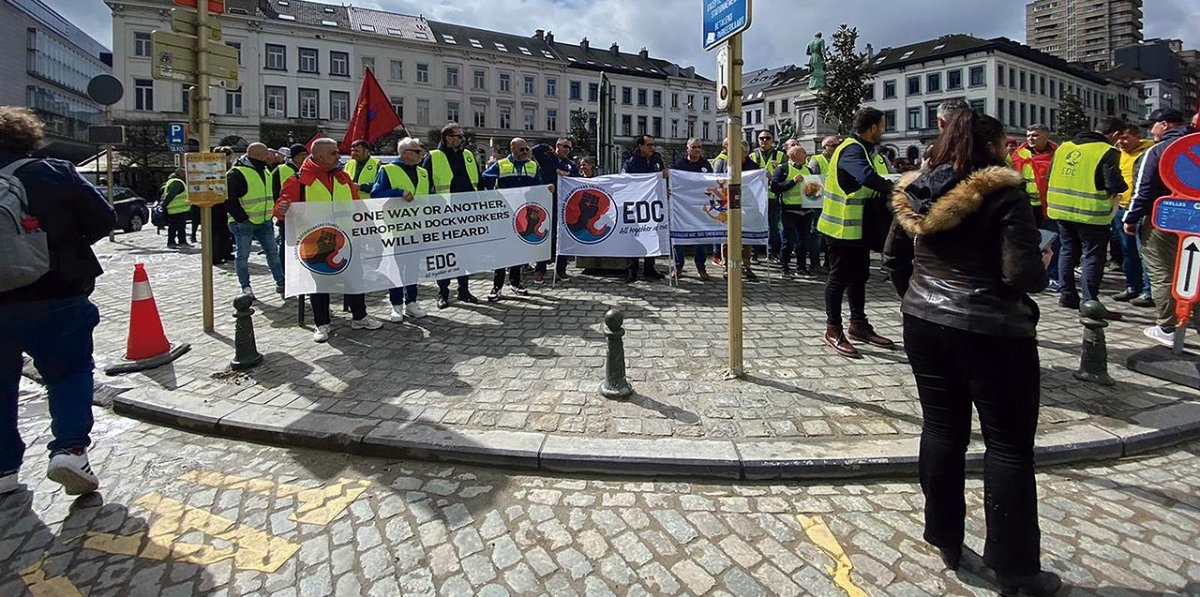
[1160,132,1200,198]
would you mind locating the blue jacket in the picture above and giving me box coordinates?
[480,155,543,190]
[1124,125,1196,225]
[622,151,665,174]
[531,144,579,189]
[371,158,424,198]
[0,155,115,303]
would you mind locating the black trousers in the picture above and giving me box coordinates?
[492,266,522,289]
[167,213,189,246]
[310,294,365,326]
[781,210,819,268]
[904,314,1042,577]
[437,276,471,299]
[824,238,870,328]
[626,257,658,275]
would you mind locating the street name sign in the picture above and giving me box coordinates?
[151,30,239,89]
[1153,197,1200,236]
[702,0,751,51]
[170,7,222,40]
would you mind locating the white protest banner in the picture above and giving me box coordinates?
[283,187,552,297]
[555,172,670,258]
[666,169,771,245]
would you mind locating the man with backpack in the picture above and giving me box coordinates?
[0,107,115,496]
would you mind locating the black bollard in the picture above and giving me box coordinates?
[231,294,264,371]
[600,309,634,399]
[1074,300,1115,386]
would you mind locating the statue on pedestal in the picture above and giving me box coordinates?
[807,32,827,91]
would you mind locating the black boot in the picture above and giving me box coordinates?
[996,571,1063,597]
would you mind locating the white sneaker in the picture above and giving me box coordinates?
[389,306,406,323]
[351,315,384,330]
[46,449,99,495]
[1144,325,1174,347]
[404,302,427,319]
[0,472,20,494]
[313,325,331,343]
[241,287,256,301]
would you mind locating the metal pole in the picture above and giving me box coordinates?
[197,0,214,332]
[105,106,115,242]
[726,34,745,378]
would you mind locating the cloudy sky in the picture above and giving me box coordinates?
[51,0,1200,73]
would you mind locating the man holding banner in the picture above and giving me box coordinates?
[424,123,482,310]
[622,135,668,283]
[672,138,714,280]
[276,138,384,342]
[372,137,430,323]
[481,138,542,301]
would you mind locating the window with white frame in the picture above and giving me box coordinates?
[523,107,535,130]
[299,88,318,119]
[299,48,318,73]
[391,97,404,120]
[546,109,558,131]
[330,91,349,120]
[225,87,242,115]
[134,79,153,111]
[134,32,151,57]
[473,104,486,128]
[417,99,430,125]
[473,70,486,90]
[265,86,286,117]
[389,60,403,80]
[524,75,535,95]
[265,44,286,70]
[447,101,460,123]
[330,52,348,76]
[499,105,512,129]
[446,67,459,88]
[546,78,556,97]
[416,63,429,83]
[500,73,511,93]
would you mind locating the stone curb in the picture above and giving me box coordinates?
[110,387,1200,481]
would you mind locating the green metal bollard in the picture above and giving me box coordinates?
[231,294,264,371]
[600,309,634,399]
[1074,300,1115,386]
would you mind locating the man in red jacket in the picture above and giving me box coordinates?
[276,138,383,342]
[1011,123,1060,288]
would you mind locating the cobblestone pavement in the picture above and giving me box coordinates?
[4,396,1200,596]
[89,229,1199,446]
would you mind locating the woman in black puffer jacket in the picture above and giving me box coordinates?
[883,110,1060,597]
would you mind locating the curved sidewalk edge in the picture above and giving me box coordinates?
[110,387,1200,481]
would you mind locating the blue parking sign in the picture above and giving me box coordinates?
[702,0,751,51]
[167,122,186,152]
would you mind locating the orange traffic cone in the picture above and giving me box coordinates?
[105,263,190,374]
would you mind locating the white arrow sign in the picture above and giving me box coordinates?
[1174,235,1200,302]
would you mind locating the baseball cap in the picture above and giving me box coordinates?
[277,146,290,158]
[288,143,309,157]
[1143,108,1186,126]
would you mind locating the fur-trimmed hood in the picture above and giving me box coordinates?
[892,164,1024,237]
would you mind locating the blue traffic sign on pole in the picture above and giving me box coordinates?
[702,0,751,51]
[167,122,187,152]
[1153,197,1200,236]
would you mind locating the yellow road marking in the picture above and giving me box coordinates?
[83,492,300,573]
[178,470,370,525]
[798,514,872,597]
[19,557,85,597]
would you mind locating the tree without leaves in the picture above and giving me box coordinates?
[1055,92,1090,142]
[815,24,875,136]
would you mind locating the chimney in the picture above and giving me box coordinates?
[546,31,554,45]
[639,47,649,60]
[534,29,544,40]
[610,42,620,56]
[580,37,589,51]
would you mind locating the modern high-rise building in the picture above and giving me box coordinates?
[1026,0,1143,71]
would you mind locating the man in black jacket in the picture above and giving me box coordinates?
[622,135,667,283]
[0,107,115,496]
[423,123,482,309]
[1122,108,1199,345]
[531,138,579,282]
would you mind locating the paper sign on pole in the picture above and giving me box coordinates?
[184,152,228,207]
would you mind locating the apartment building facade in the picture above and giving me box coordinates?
[1026,0,1143,71]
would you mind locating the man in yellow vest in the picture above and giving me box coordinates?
[161,167,191,250]
[276,138,384,343]
[1045,117,1127,312]
[751,129,788,262]
[816,107,895,358]
[225,142,285,300]
[481,137,542,301]
[807,136,839,176]
[372,137,430,323]
[270,143,308,274]
[1111,123,1155,307]
[344,140,381,198]
[771,146,820,277]
[422,122,481,309]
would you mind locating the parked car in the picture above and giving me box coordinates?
[108,186,151,233]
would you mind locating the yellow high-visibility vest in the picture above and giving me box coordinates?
[496,157,539,181]
[380,163,430,197]
[1045,141,1117,226]
[428,149,479,194]
[161,177,191,215]
[303,177,355,202]
[780,163,813,207]
[228,166,272,224]
[816,138,889,240]
[345,156,381,197]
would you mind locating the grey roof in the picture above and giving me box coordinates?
[348,7,434,42]
[256,0,349,28]
[426,21,560,62]
[870,34,1110,85]
[739,65,801,102]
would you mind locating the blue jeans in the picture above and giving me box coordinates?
[1057,221,1109,302]
[1114,208,1150,295]
[229,220,284,289]
[673,245,709,271]
[1,297,100,475]
[389,285,418,305]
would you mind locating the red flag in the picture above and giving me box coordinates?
[341,68,402,153]
[305,132,323,152]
